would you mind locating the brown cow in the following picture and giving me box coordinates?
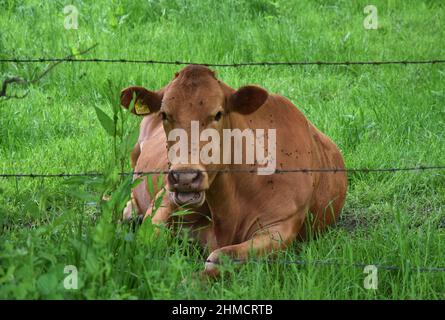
[120,65,347,276]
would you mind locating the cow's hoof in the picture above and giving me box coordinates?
[203,260,221,278]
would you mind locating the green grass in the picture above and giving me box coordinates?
[1,0,444,299]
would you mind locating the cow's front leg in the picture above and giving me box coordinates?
[204,215,304,277]
[144,189,174,235]
[122,194,140,221]
[143,197,172,236]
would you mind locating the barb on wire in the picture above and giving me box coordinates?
[0,44,98,100]
[0,57,444,67]
[0,165,444,179]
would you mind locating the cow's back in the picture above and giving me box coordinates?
[305,123,347,234]
[265,94,348,234]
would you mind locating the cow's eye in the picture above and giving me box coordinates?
[160,111,168,121]
[214,111,223,122]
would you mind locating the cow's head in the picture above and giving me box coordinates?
[120,65,268,207]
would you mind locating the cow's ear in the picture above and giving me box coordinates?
[120,86,163,116]
[227,85,268,115]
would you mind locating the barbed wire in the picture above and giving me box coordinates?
[2,55,444,274]
[2,166,443,273]
[1,57,445,67]
[0,44,98,100]
[0,165,444,179]
[215,258,445,273]
[147,256,445,273]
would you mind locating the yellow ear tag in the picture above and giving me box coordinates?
[135,101,150,115]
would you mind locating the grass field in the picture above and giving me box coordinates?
[0,0,444,299]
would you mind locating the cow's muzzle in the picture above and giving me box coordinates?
[167,169,206,207]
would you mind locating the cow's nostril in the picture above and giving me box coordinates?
[192,171,202,183]
[168,171,179,184]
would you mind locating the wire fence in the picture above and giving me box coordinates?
[145,256,445,273]
[2,54,445,274]
[1,57,445,67]
[0,165,444,178]
[218,259,445,273]
[1,55,444,179]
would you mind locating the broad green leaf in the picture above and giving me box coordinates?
[131,177,143,189]
[120,125,139,156]
[153,189,166,213]
[128,91,137,114]
[146,174,154,198]
[94,106,115,136]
